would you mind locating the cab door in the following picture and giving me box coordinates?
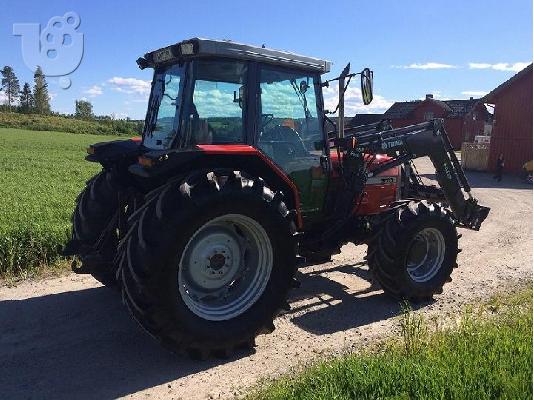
[255,65,328,222]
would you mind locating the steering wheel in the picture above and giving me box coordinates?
[261,125,308,157]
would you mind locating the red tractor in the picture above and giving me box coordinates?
[64,38,489,358]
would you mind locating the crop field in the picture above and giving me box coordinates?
[0,128,113,279]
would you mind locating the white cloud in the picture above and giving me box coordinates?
[322,81,394,115]
[461,90,488,97]
[107,77,151,96]
[84,85,103,97]
[468,62,530,72]
[193,86,242,118]
[392,62,457,70]
[49,92,57,101]
[0,91,7,103]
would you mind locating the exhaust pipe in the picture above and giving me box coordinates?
[337,64,350,140]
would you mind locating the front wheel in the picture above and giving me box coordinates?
[367,201,459,300]
[118,171,297,358]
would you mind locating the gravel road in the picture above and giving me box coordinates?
[1,159,531,400]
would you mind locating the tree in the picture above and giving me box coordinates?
[33,66,50,114]
[75,99,93,120]
[19,82,34,113]
[1,66,20,109]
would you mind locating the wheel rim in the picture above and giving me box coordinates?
[178,214,273,321]
[406,227,445,283]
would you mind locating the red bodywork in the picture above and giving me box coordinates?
[195,144,399,227]
[329,152,399,215]
[196,144,303,228]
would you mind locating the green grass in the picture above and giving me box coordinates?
[251,288,533,400]
[0,127,114,280]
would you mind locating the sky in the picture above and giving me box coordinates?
[0,0,532,119]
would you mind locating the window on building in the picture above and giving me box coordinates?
[424,111,434,121]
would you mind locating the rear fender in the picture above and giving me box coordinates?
[129,144,303,228]
[86,137,142,167]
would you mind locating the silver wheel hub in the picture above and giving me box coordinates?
[178,214,273,321]
[406,227,446,283]
[187,229,241,290]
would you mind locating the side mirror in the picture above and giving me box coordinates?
[233,85,245,108]
[361,68,373,105]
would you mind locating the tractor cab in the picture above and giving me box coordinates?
[138,39,330,217]
[136,38,373,221]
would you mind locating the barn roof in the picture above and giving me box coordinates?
[350,113,384,126]
[383,101,421,118]
[384,98,482,119]
[483,63,533,103]
[445,99,478,117]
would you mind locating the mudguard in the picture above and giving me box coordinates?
[129,144,303,227]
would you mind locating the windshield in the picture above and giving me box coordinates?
[143,64,185,149]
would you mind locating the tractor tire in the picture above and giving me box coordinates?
[367,201,459,301]
[118,170,297,358]
[72,171,120,287]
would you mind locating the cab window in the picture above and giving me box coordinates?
[257,67,323,171]
[185,60,247,145]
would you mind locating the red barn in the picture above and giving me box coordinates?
[485,64,533,173]
[384,95,492,149]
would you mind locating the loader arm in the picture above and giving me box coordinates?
[338,119,490,230]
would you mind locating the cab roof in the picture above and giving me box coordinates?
[138,37,331,74]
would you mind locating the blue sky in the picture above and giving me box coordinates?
[0,0,531,119]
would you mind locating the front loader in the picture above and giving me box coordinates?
[63,38,489,358]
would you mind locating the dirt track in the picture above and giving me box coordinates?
[1,159,532,400]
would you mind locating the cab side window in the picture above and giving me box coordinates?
[187,60,247,145]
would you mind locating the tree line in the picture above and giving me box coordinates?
[0,65,99,120]
[1,65,51,114]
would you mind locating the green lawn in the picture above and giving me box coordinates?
[0,127,113,279]
[250,288,533,400]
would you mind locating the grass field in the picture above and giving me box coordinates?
[0,127,113,280]
[251,288,533,400]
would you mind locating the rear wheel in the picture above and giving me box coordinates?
[367,201,459,300]
[118,170,297,357]
[71,171,119,287]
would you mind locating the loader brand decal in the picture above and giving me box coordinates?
[366,176,397,185]
[381,139,403,150]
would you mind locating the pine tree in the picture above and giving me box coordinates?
[1,66,20,109]
[33,66,50,114]
[19,82,34,113]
